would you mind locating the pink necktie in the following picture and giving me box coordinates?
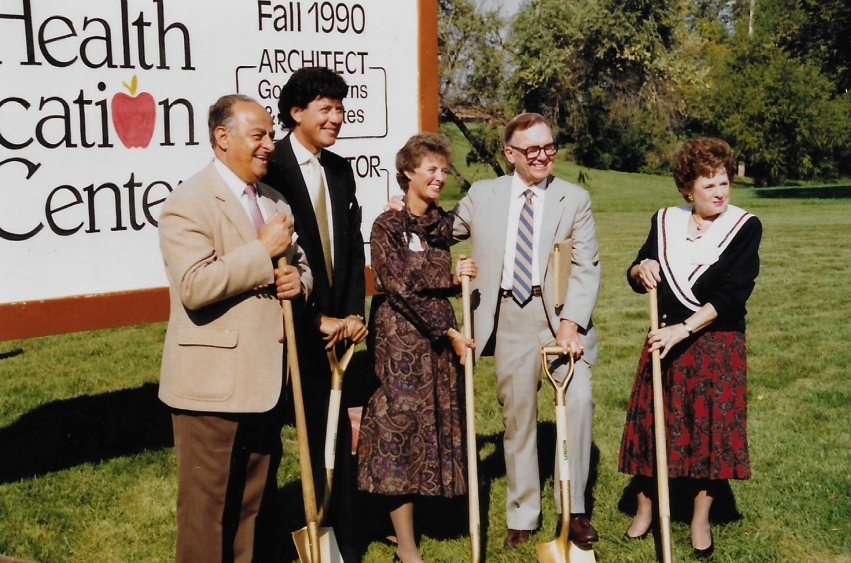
[243,184,265,232]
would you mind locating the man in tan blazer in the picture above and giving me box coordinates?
[158,94,311,563]
[453,113,600,549]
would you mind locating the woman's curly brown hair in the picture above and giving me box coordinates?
[673,137,736,194]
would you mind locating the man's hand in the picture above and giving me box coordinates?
[384,195,405,212]
[344,315,368,344]
[318,314,348,349]
[555,319,584,360]
[275,264,301,300]
[258,213,294,258]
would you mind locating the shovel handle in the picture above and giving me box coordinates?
[461,275,481,563]
[279,256,321,563]
[541,346,574,546]
[540,346,575,404]
[317,344,355,524]
[649,288,673,563]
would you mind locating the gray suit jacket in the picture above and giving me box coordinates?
[452,174,600,364]
[158,162,312,413]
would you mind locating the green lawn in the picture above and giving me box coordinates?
[2,128,850,562]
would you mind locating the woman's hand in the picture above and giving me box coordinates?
[633,258,662,290]
[454,255,478,284]
[647,323,691,359]
[447,328,475,365]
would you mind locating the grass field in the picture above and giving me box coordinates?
[2,126,850,563]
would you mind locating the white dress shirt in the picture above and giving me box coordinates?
[290,137,336,268]
[213,157,268,223]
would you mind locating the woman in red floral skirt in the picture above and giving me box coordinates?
[619,138,762,558]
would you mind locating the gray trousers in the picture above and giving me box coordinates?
[493,293,593,529]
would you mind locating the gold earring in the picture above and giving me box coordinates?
[687,195,694,202]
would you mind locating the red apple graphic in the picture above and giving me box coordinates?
[111,75,156,148]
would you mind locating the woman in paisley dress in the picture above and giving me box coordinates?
[619,138,762,558]
[357,132,476,563]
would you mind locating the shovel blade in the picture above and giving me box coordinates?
[536,539,596,563]
[292,526,343,563]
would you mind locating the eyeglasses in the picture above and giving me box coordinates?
[507,143,557,160]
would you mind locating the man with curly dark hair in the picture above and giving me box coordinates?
[263,66,366,563]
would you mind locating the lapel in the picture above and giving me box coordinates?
[489,175,512,259]
[279,136,325,253]
[276,134,336,296]
[538,175,567,272]
[204,163,258,244]
[319,147,349,283]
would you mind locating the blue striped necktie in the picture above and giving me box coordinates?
[512,189,534,306]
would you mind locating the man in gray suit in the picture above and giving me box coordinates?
[159,94,311,563]
[453,113,600,549]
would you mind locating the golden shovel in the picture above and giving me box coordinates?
[291,344,355,563]
[461,274,481,563]
[279,256,321,563]
[648,287,674,563]
[537,346,596,563]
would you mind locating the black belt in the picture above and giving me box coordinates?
[500,286,542,299]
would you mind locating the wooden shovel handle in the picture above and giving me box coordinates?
[317,344,355,524]
[279,256,320,563]
[649,287,673,563]
[461,275,481,563]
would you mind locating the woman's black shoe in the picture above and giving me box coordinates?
[692,532,714,559]
[622,529,650,540]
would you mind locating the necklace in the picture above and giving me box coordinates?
[691,213,713,231]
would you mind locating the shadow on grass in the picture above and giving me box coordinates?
[277,423,602,563]
[0,382,173,484]
[616,476,742,561]
[755,185,851,199]
[617,476,743,526]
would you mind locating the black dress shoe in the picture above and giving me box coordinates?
[692,531,714,559]
[622,528,650,540]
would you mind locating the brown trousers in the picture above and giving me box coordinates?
[172,409,283,563]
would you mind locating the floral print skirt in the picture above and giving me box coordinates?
[619,330,751,480]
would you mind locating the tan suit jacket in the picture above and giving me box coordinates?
[158,162,312,413]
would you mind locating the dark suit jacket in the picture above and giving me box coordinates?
[264,134,365,322]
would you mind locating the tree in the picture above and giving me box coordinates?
[507,0,691,173]
[782,0,851,94]
[438,0,508,178]
[439,0,507,110]
[700,32,850,185]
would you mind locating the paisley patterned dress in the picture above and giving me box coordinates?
[357,205,467,497]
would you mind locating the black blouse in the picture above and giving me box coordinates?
[627,210,762,332]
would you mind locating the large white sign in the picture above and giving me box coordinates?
[0,0,419,305]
